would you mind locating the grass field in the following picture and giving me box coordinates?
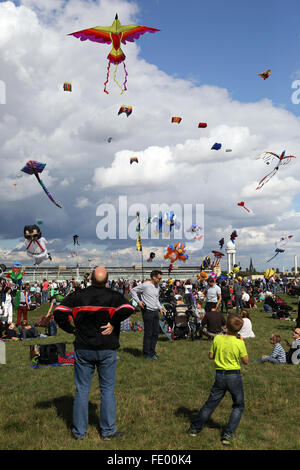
[0,295,299,451]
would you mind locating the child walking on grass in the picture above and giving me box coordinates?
[187,314,248,445]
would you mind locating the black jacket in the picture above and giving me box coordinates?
[53,285,134,350]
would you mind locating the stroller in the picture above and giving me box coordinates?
[271,297,293,319]
[161,302,197,341]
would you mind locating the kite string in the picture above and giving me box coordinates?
[123,62,128,92]
[104,61,111,94]
[113,63,124,94]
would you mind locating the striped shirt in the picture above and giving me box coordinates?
[271,343,286,363]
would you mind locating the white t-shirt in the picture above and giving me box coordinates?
[185,284,193,294]
[206,285,221,303]
[242,292,250,302]
[238,318,255,338]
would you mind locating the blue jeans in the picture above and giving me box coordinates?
[72,349,117,438]
[41,291,49,303]
[256,356,281,364]
[191,371,245,437]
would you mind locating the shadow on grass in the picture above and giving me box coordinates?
[35,395,98,430]
[175,407,223,431]
[121,347,144,357]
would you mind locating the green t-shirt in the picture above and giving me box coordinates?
[210,335,248,370]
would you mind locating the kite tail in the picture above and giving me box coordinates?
[243,206,251,213]
[104,61,111,94]
[36,174,62,209]
[266,252,279,263]
[123,62,128,92]
[256,168,278,190]
[113,63,125,94]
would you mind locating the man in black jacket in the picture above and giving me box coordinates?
[54,266,134,441]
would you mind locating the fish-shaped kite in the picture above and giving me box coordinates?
[21,160,62,209]
[69,14,159,94]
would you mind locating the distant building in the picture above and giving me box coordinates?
[249,258,256,273]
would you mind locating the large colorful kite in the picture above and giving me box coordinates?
[21,160,62,209]
[69,14,159,94]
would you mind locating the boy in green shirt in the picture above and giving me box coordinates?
[187,314,248,445]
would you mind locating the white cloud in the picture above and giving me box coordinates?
[0,0,300,270]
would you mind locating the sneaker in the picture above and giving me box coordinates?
[187,427,200,436]
[221,434,232,445]
[101,431,123,441]
[151,354,159,360]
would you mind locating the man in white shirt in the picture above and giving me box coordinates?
[204,278,221,313]
[131,270,166,360]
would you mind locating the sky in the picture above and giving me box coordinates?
[0,0,300,272]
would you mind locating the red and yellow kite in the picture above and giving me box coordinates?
[69,14,159,94]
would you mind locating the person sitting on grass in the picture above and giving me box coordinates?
[238,310,255,339]
[201,306,226,340]
[256,333,286,364]
[187,314,248,446]
[285,328,300,364]
[18,320,39,340]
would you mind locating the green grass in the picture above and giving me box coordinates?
[0,296,299,450]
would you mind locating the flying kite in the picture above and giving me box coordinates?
[226,149,232,152]
[187,224,203,240]
[63,82,72,92]
[5,262,25,286]
[130,157,138,164]
[118,105,132,117]
[21,160,62,209]
[73,235,80,245]
[264,268,275,280]
[172,117,182,124]
[69,14,159,94]
[211,250,224,268]
[275,235,293,248]
[237,201,251,213]
[147,252,155,262]
[152,212,180,236]
[23,225,52,266]
[218,238,224,249]
[228,264,240,276]
[198,122,207,128]
[266,248,285,263]
[197,271,208,282]
[36,219,43,225]
[211,143,222,150]
[107,137,113,143]
[201,255,211,270]
[135,212,152,233]
[258,69,271,80]
[164,243,188,263]
[255,151,296,189]
[230,230,238,243]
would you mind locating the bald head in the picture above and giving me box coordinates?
[91,266,108,287]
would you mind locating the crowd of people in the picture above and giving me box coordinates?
[0,267,300,444]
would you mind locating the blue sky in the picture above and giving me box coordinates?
[135,0,300,115]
